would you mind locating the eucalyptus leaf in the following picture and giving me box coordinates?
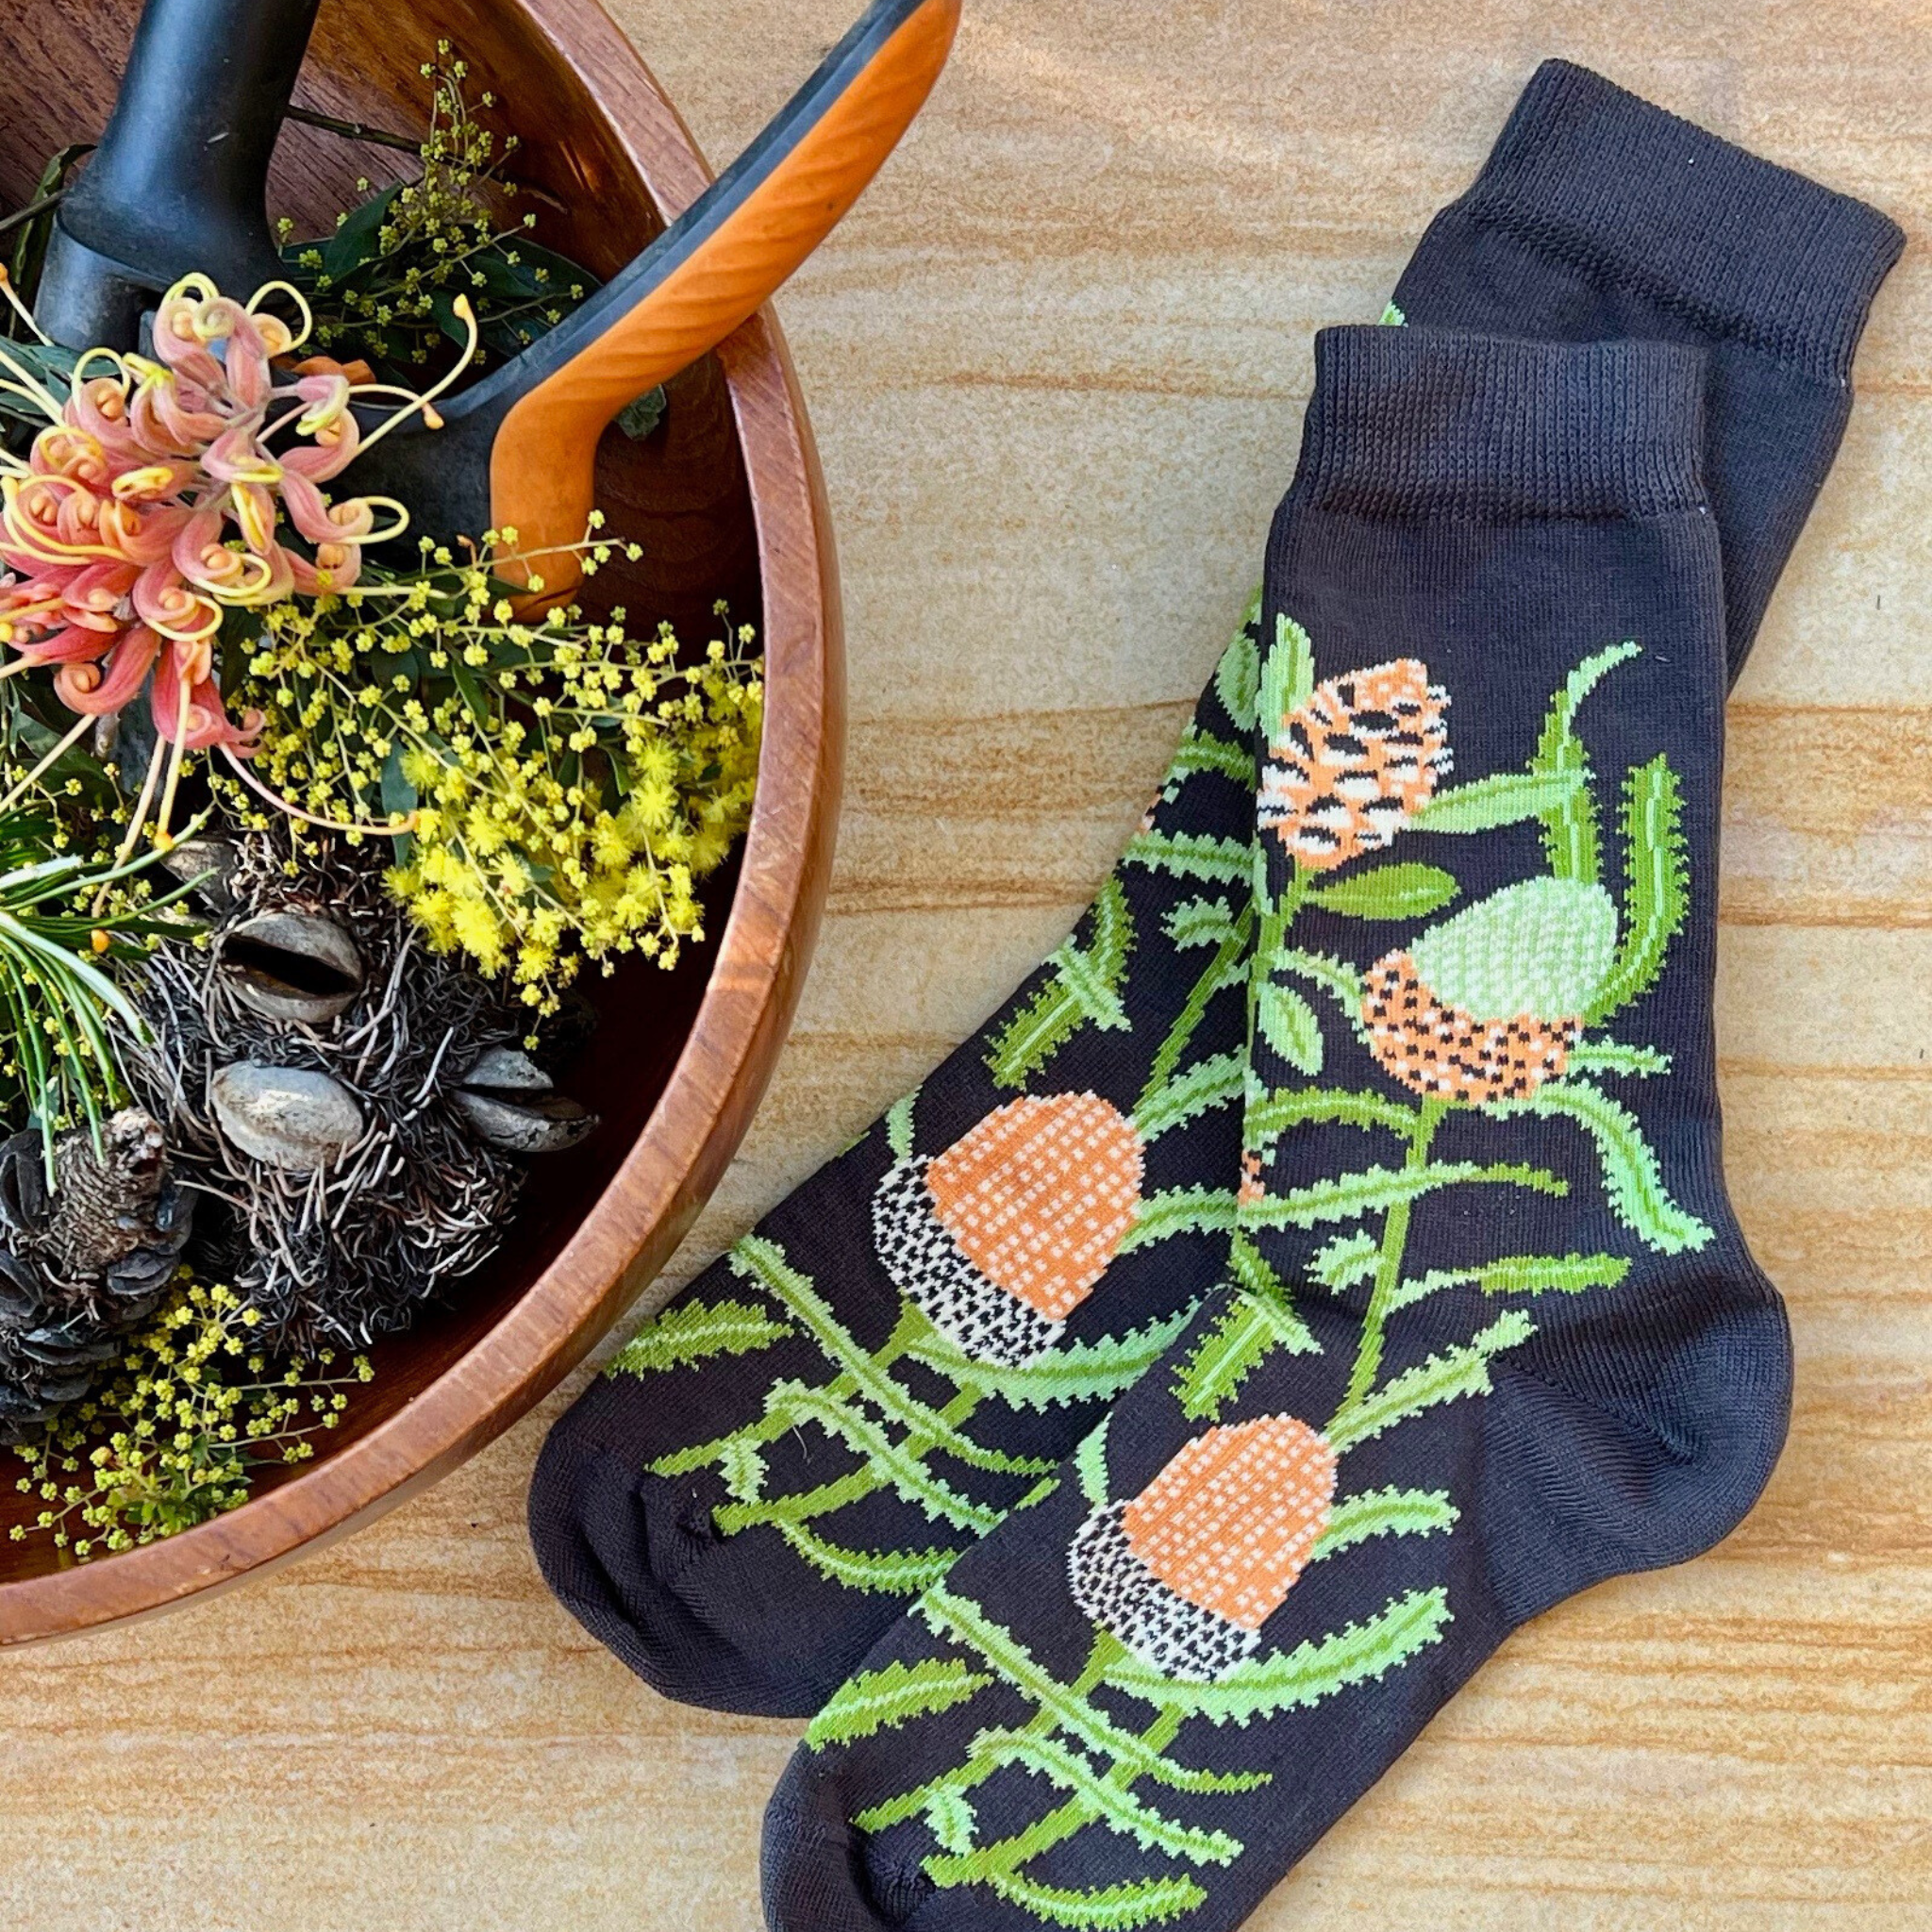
[319,183,403,279]
[1307,862,1457,921]
[1257,980,1324,1074]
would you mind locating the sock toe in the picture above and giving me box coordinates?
[528,1390,812,1716]
[762,1752,934,1932]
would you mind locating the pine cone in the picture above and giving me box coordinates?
[0,1112,193,1443]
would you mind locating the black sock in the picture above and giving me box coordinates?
[761,325,1772,1932]
[1395,58,1902,680]
[528,597,1267,1717]
[525,61,1897,1725]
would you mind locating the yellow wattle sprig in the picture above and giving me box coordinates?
[8,1277,374,1557]
[225,538,762,1008]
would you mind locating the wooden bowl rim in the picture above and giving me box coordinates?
[0,0,840,1643]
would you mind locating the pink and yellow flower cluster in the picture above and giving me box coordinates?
[0,275,403,756]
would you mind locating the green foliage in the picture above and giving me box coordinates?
[1586,755,1690,1023]
[806,1657,992,1749]
[1132,1049,1243,1141]
[608,1295,791,1376]
[716,1437,767,1502]
[924,1787,978,1855]
[1163,728,1254,789]
[885,1089,919,1160]
[1241,1159,1567,1235]
[1306,862,1458,921]
[1163,896,1241,952]
[728,1382,1003,1531]
[1173,1239,1316,1420]
[278,52,608,388]
[1137,903,1251,1116]
[925,1868,1208,1929]
[704,1240,1043,1479]
[908,1308,1195,1412]
[988,878,1133,1088]
[9,1278,373,1557]
[958,1731,1243,1865]
[0,335,75,434]
[1122,829,1251,887]
[1407,770,1583,835]
[1391,1250,1631,1312]
[1311,1486,1458,1560]
[913,1589,1262,1792]
[1567,1041,1670,1079]
[1327,1310,1535,1450]
[1505,1080,1713,1255]
[0,808,201,1159]
[1213,607,1262,732]
[3,144,91,344]
[1243,1084,1416,1160]
[1103,1588,1453,1727]
[1117,1185,1241,1254]
[1274,947,1365,1024]
[1310,1229,1379,1291]
[1529,641,1640,883]
[775,1521,957,1597]
[616,388,669,441]
[1257,613,1316,743]
[1256,979,1324,1074]
[1074,1415,1112,1507]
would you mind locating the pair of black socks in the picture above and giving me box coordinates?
[530,62,1901,1932]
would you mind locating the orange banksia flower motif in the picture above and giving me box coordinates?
[1068,1415,1339,1681]
[1362,951,1579,1104]
[873,1092,1145,1368]
[1258,659,1449,870]
[1360,877,1621,1105]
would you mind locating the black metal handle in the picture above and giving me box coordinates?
[35,0,321,349]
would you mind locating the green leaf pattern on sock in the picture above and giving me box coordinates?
[608,599,1290,1595]
[827,636,1718,1924]
[806,1657,993,1747]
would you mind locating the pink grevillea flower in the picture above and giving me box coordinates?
[0,274,406,756]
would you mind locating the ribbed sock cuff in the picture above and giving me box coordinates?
[1296,326,1707,522]
[1449,59,1905,384]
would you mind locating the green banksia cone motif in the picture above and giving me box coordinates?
[873,1093,1145,1370]
[1067,1416,1338,1682]
[1259,659,1451,870]
[1363,878,1619,1103]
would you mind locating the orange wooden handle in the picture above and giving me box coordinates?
[491,0,959,600]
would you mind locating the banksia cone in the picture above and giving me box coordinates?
[1362,877,1618,1104]
[0,1113,193,1442]
[1258,660,1450,870]
[1068,1416,1338,1682]
[873,1092,1144,1368]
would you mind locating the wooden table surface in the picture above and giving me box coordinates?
[5,3,1928,1925]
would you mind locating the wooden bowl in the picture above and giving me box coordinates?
[0,0,841,1641]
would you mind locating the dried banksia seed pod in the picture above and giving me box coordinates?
[1068,1415,1338,1682]
[1363,876,1618,1104]
[872,1092,1144,1368]
[120,826,591,1348]
[0,1113,192,1441]
[1258,659,1450,870]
